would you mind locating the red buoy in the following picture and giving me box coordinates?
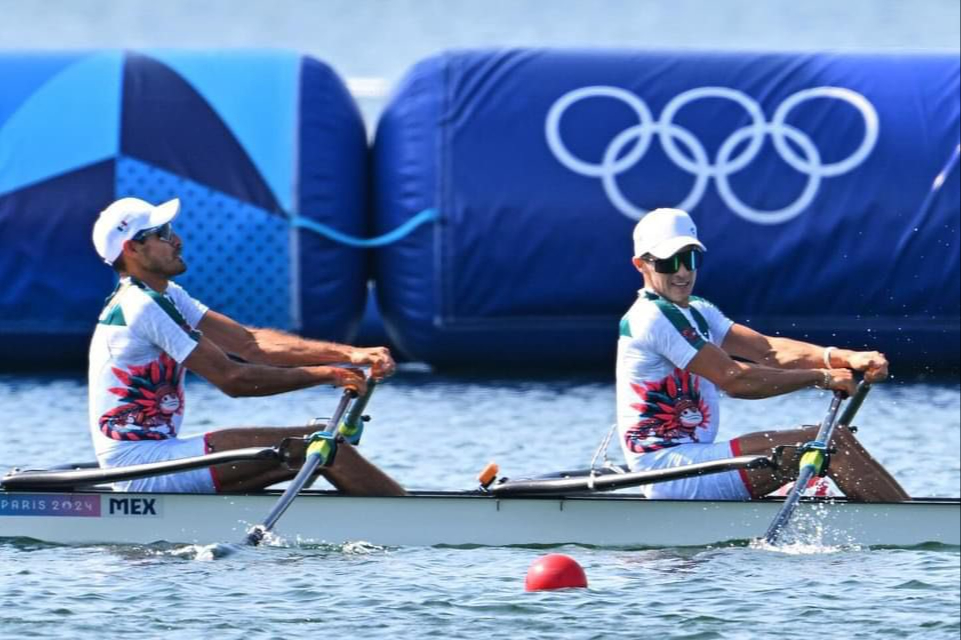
[524,553,588,591]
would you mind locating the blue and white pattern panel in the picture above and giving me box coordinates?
[115,157,293,330]
[0,51,368,365]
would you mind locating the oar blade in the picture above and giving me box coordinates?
[245,526,267,547]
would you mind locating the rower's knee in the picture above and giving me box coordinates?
[831,424,860,449]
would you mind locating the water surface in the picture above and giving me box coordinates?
[1,370,958,639]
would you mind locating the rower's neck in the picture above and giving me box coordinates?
[643,287,690,308]
[121,270,169,294]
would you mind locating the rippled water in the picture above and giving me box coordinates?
[1,370,959,639]
[2,541,959,640]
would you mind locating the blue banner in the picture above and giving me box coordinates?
[373,50,960,368]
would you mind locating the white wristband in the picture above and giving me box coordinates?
[823,346,835,369]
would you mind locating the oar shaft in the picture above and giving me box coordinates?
[344,379,376,429]
[338,379,377,443]
[492,455,773,496]
[838,381,871,427]
[246,391,355,545]
[813,391,845,447]
[764,461,820,542]
[764,391,844,544]
[2,446,281,491]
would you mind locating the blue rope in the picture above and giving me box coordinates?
[289,208,439,248]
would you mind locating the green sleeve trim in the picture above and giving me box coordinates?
[687,305,710,340]
[643,291,709,350]
[98,304,127,326]
[132,279,199,342]
[97,280,131,326]
[653,299,706,350]
[619,315,632,337]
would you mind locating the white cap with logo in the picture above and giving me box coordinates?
[92,197,180,265]
[632,208,706,259]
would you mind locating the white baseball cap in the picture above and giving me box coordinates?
[92,197,180,265]
[632,208,706,259]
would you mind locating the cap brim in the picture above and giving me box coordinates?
[648,236,706,259]
[147,198,181,227]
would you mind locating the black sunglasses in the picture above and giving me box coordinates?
[132,222,173,243]
[645,249,702,274]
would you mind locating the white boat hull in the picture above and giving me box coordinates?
[1,490,957,547]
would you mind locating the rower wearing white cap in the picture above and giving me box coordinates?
[616,208,909,501]
[88,196,404,495]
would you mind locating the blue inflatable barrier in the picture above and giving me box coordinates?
[0,51,368,366]
[373,49,960,369]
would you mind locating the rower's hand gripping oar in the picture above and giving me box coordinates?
[763,381,872,545]
[244,381,371,546]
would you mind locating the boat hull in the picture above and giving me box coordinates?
[1,491,957,547]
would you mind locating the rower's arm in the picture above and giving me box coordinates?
[183,335,364,397]
[687,341,830,399]
[720,323,824,368]
[198,310,354,365]
[721,323,889,382]
[197,311,394,378]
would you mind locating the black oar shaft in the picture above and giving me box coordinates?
[491,454,773,496]
[838,381,872,427]
[344,379,376,430]
[2,446,281,491]
[245,390,355,545]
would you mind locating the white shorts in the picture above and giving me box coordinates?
[99,433,217,493]
[628,440,752,500]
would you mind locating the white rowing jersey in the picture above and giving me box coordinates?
[88,277,207,462]
[615,290,733,468]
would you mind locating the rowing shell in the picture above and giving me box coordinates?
[1,489,957,547]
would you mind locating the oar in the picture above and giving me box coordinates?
[764,381,871,544]
[838,381,872,428]
[490,454,774,496]
[244,386,360,546]
[337,379,376,445]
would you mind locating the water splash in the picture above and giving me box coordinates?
[749,538,854,555]
[143,535,388,560]
[164,542,237,561]
[751,499,863,554]
[291,537,390,554]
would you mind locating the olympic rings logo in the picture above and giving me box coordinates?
[545,86,879,224]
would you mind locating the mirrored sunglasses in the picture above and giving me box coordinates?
[132,222,173,243]
[647,249,702,274]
